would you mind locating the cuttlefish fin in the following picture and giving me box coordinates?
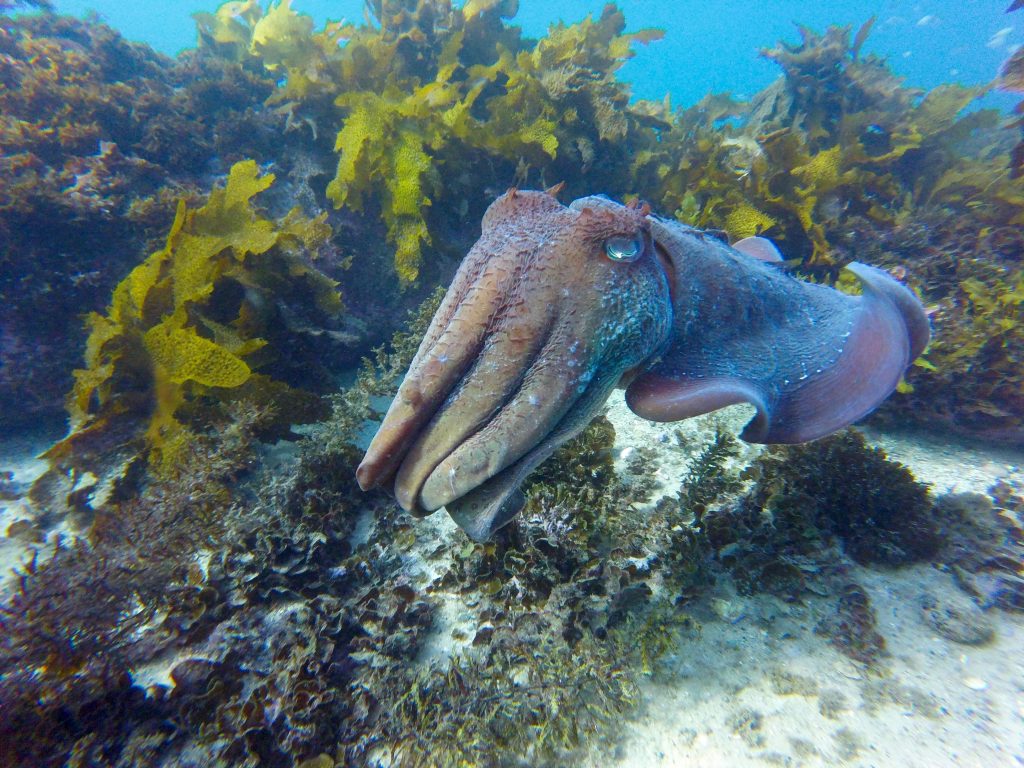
[626,259,929,444]
[731,235,783,263]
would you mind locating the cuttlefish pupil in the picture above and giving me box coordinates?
[356,189,930,543]
[604,234,644,262]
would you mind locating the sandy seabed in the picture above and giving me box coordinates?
[580,395,1024,768]
[1,395,1022,768]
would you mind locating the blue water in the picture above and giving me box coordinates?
[51,0,1022,107]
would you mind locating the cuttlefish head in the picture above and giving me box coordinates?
[356,189,673,540]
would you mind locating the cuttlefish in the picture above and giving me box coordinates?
[356,189,930,541]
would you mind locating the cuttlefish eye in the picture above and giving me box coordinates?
[604,234,644,262]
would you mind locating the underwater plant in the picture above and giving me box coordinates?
[855,209,1024,441]
[0,10,292,428]
[630,19,1006,269]
[3,285,701,767]
[745,430,938,566]
[676,428,743,525]
[1002,0,1024,178]
[4,1,1024,764]
[6,0,1022,440]
[194,0,661,284]
[40,159,339,491]
[0,403,270,767]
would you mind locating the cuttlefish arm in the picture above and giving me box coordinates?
[625,215,930,442]
[356,189,673,540]
[356,191,929,541]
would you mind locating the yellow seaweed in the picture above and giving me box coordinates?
[725,203,777,240]
[60,160,338,472]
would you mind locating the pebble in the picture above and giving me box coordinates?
[711,597,746,624]
[920,591,995,646]
[963,677,988,691]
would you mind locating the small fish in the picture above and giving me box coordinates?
[916,15,937,27]
[987,27,1013,49]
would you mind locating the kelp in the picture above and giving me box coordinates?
[622,18,1022,439]
[48,160,337,477]
[12,0,1021,441]
[0,11,282,428]
[10,3,1024,765]
[630,19,1007,270]
[199,0,661,283]
[1002,1,1024,178]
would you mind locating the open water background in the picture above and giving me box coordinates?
[50,0,1022,107]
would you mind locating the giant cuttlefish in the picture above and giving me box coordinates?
[356,189,930,541]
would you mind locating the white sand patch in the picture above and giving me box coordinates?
[0,428,53,593]
[399,507,476,667]
[585,392,1024,768]
[589,564,1024,768]
[603,393,763,512]
[862,425,1024,496]
[4,390,1023,766]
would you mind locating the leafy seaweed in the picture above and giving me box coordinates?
[47,160,337,479]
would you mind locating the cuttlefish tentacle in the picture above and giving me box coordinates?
[357,191,929,541]
[421,328,596,511]
[393,284,559,513]
[444,359,627,541]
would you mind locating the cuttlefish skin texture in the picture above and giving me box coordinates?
[357,190,929,542]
